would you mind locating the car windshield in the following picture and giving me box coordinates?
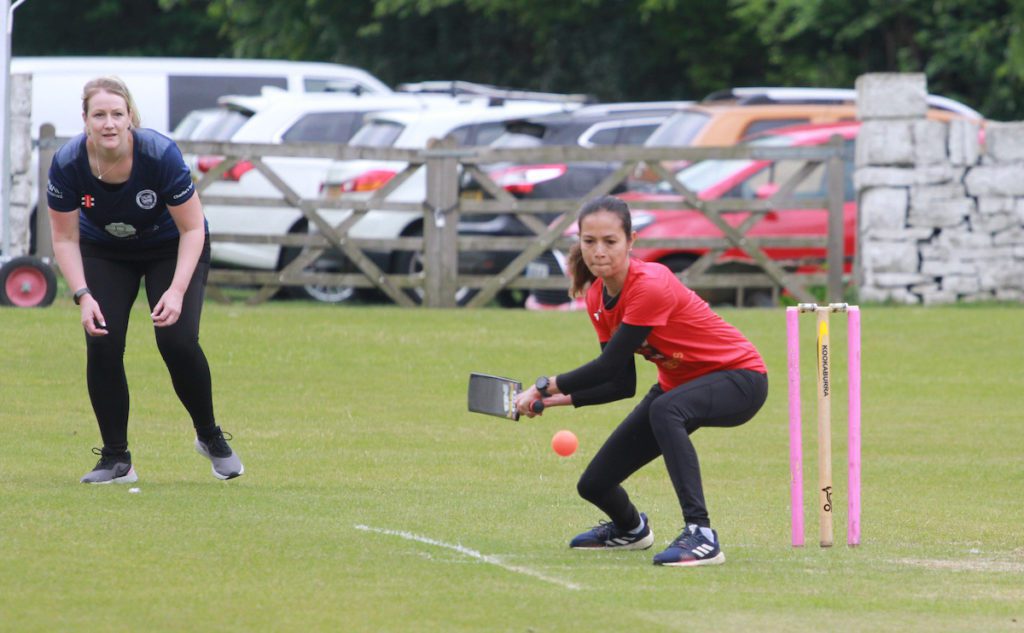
[645,110,711,146]
[202,109,253,141]
[282,111,367,144]
[171,110,215,140]
[348,120,405,147]
[668,135,795,193]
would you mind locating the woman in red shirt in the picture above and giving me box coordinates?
[515,195,768,567]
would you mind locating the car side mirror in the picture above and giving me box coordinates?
[755,182,780,199]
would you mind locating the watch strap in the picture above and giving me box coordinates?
[73,287,92,305]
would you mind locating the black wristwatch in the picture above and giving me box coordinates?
[535,376,552,398]
[73,287,92,305]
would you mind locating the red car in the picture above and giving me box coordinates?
[526,121,859,309]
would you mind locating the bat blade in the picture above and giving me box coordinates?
[468,372,522,421]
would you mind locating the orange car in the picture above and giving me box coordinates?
[632,86,983,183]
[650,87,981,147]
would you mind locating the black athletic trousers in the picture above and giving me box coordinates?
[576,369,769,529]
[81,239,216,454]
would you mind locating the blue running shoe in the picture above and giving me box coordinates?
[569,513,654,550]
[652,524,725,567]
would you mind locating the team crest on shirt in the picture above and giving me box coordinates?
[135,189,158,210]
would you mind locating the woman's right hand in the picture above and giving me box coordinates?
[515,386,544,418]
[80,296,108,336]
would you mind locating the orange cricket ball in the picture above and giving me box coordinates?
[551,430,578,457]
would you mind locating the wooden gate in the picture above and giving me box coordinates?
[37,127,849,307]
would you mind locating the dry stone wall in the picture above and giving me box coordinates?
[2,74,33,256]
[855,73,1024,304]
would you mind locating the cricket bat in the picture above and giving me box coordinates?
[467,372,544,421]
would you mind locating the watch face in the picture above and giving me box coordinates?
[536,376,550,393]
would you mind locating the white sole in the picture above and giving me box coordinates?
[195,440,244,480]
[658,551,726,567]
[83,466,138,485]
[211,463,244,480]
[571,530,655,550]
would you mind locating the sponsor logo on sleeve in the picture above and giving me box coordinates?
[171,182,194,200]
[135,189,158,210]
[47,181,64,199]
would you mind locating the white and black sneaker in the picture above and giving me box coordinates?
[195,427,244,480]
[652,524,725,567]
[569,513,654,550]
[80,448,138,484]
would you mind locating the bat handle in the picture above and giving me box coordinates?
[531,399,545,414]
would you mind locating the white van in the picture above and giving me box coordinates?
[12,56,393,137]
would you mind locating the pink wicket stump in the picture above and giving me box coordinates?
[847,306,861,546]
[787,303,861,548]
[786,307,804,547]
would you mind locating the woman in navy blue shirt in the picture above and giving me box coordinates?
[47,76,243,483]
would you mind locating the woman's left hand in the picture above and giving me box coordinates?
[514,386,543,418]
[151,288,184,327]
[512,385,552,419]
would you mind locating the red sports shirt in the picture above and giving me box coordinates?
[585,259,766,390]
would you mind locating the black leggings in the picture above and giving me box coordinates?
[576,369,768,529]
[82,243,215,453]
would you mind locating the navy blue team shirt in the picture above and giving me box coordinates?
[47,128,204,250]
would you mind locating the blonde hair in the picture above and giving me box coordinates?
[82,76,141,128]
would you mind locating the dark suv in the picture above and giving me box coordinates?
[458,102,692,305]
[463,102,692,203]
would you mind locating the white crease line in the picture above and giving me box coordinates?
[354,524,583,591]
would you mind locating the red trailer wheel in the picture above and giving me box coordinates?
[0,256,58,307]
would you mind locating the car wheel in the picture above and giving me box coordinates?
[393,238,478,307]
[0,256,58,307]
[297,280,358,304]
[277,220,359,304]
[496,289,527,308]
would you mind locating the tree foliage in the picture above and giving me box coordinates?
[11,0,1024,120]
[11,0,224,57]
[729,0,1024,120]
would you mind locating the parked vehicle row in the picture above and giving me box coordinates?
[315,100,584,305]
[184,90,475,301]
[180,84,985,306]
[185,91,579,302]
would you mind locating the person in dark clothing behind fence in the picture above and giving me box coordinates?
[514,195,767,567]
[47,76,243,484]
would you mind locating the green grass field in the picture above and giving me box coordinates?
[1,299,1022,632]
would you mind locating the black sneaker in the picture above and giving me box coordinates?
[80,448,138,484]
[569,513,654,550]
[195,427,244,480]
[652,524,725,567]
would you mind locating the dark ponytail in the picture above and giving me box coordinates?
[568,195,633,299]
[568,242,594,299]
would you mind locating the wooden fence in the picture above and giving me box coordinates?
[36,126,849,307]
